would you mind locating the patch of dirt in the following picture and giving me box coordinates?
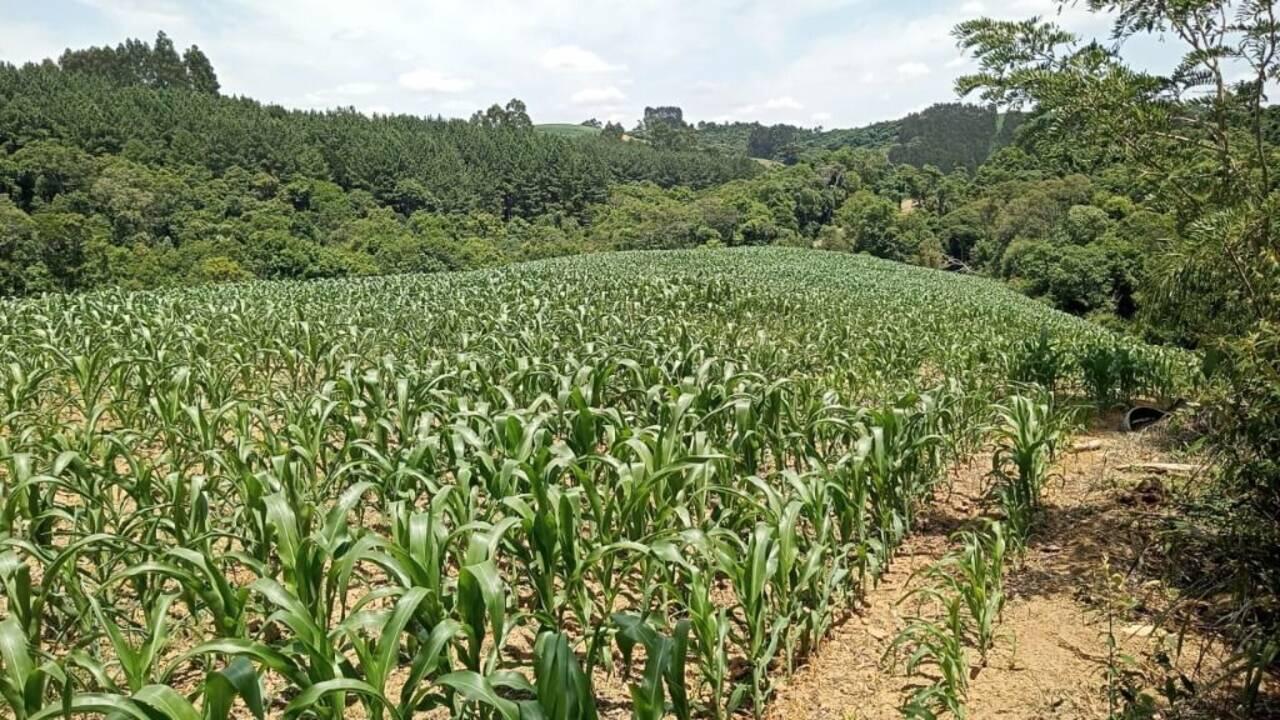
[767,421,1234,720]
[766,455,990,720]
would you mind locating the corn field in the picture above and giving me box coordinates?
[0,249,1185,719]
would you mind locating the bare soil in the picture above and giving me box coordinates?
[766,420,1239,720]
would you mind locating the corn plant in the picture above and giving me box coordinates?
[685,566,741,720]
[990,394,1073,553]
[889,596,971,720]
[0,249,1180,719]
[909,522,1008,665]
[1009,327,1065,394]
[613,614,692,720]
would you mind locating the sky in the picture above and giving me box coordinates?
[0,0,1187,129]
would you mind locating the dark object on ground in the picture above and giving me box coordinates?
[1125,406,1169,431]
[1123,399,1187,432]
[1120,476,1166,506]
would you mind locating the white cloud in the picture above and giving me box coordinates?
[303,81,381,108]
[571,86,627,105]
[730,95,805,116]
[331,82,379,95]
[6,0,1184,128]
[896,61,931,77]
[763,95,803,110]
[397,68,473,94]
[76,0,192,30]
[812,111,833,122]
[541,45,623,73]
[0,21,66,64]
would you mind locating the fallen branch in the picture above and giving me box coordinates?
[1118,462,1197,476]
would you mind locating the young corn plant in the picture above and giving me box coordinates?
[990,394,1071,554]
[889,595,971,720]
[910,522,1009,666]
[613,614,692,720]
[0,616,65,720]
[30,659,267,720]
[528,630,598,720]
[1009,327,1065,395]
[718,522,789,720]
[685,566,741,720]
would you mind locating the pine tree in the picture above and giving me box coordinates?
[183,45,220,95]
[148,31,188,88]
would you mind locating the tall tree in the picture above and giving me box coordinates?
[147,31,188,88]
[182,45,220,95]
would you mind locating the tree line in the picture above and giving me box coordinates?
[0,33,766,294]
[0,32,1166,323]
[690,104,1019,171]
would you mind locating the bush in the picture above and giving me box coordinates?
[837,190,912,261]
[1002,240,1114,315]
[1062,204,1112,244]
[191,255,248,283]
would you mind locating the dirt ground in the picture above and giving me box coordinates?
[766,419,1243,720]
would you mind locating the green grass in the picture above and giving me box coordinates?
[0,248,1185,720]
[534,122,603,138]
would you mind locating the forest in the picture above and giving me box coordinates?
[1,33,1056,306]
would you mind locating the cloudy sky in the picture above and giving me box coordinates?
[0,0,1184,128]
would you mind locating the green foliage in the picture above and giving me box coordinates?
[57,31,220,95]
[0,37,766,294]
[905,520,1009,679]
[1009,328,1066,392]
[1077,343,1156,408]
[837,190,908,261]
[534,123,603,139]
[1063,204,1112,245]
[588,164,843,252]
[0,32,1176,331]
[694,104,1015,171]
[890,597,971,719]
[956,6,1280,704]
[0,248,1170,719]
[889,103,1024,172]
[1003,239,1115,315]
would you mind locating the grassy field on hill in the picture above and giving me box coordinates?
[534,123,603,139]
[0,247,1195,719]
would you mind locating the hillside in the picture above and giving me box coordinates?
[0,62,757,209]
[694,104,1022,171]
[0,34,761,295]
[694,118,897,160]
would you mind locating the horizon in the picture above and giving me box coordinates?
[0,0,1186,129]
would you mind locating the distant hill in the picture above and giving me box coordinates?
[887,103,1024,172]
[694,104,1023,171]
